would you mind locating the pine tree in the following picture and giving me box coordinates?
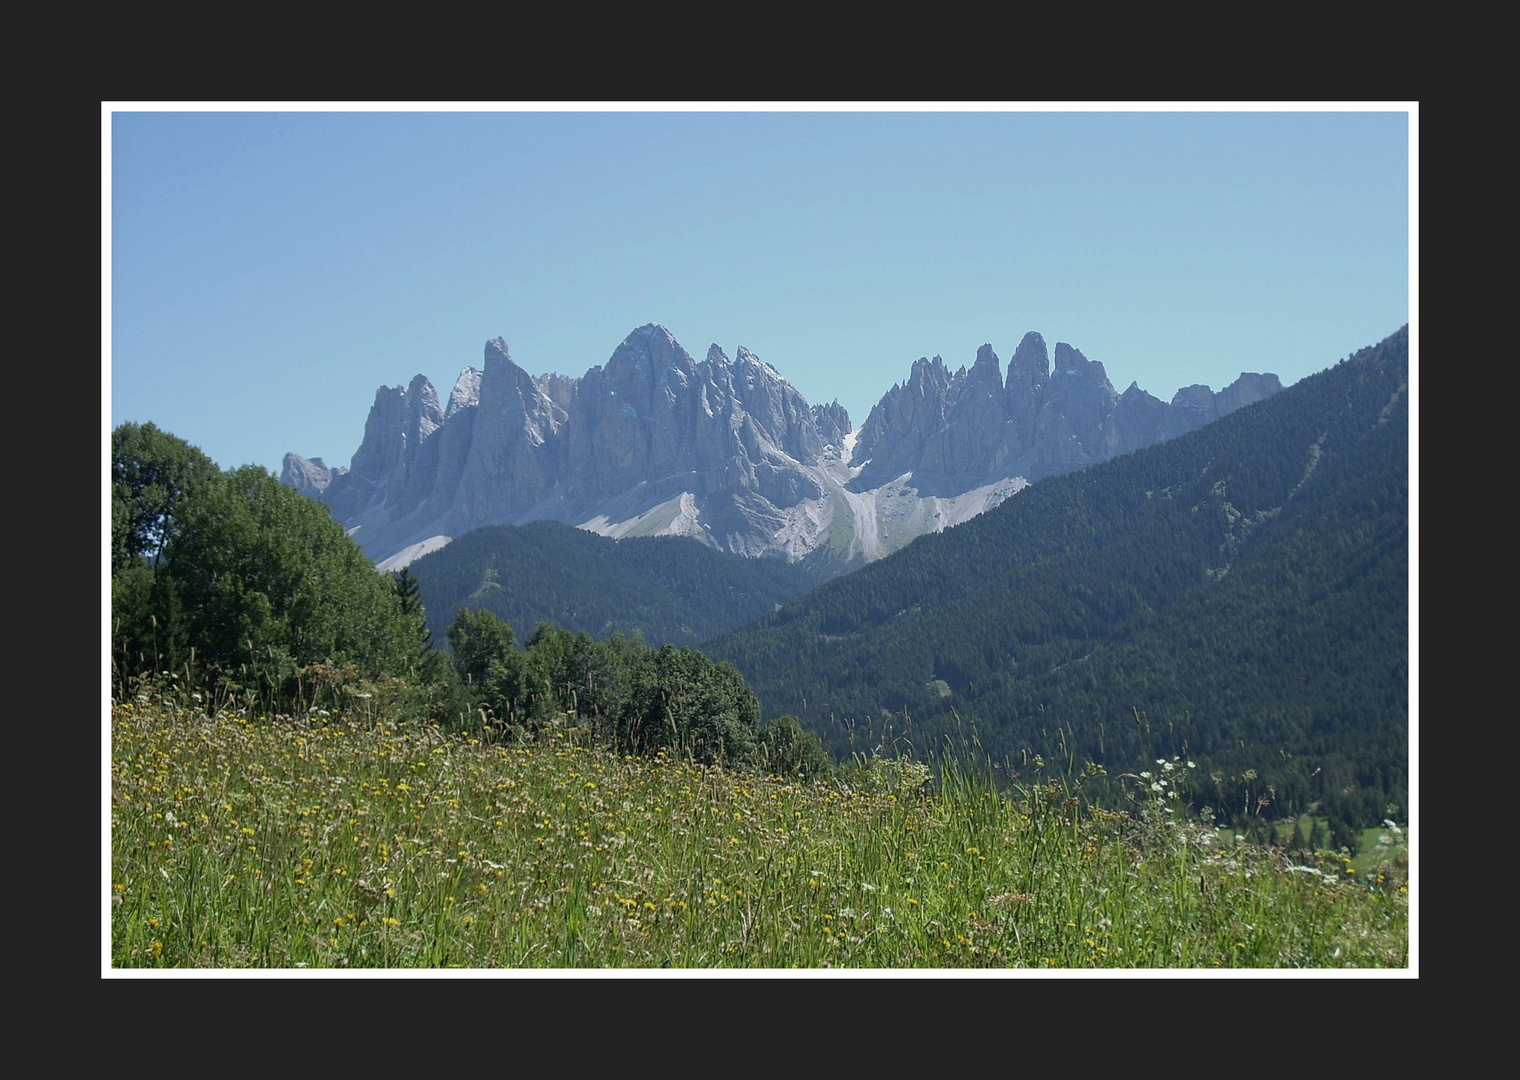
[393,566,432,657]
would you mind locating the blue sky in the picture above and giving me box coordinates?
[107,107,1412,474]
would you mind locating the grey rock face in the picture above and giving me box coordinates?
[1215,372,1284,414]
[291,324,848,565]
[286,324,1281,570]
[1159,372,1283,442]
[1109,382,1170,456]
[322,374,444,523]
[849,334,1284,492]
[452,336,567,525]
[446,367,482,417]
[852,355,954,487]
[280,454,347,498]
[812,400,852,449]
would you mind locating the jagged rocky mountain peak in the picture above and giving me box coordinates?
[812,400,852,447]
[534,371,578,410]
[281,453,347,498]
[907,355,952,392]
[1052,341,1090,373]
[1171,384,1216,409]
[1117,380,1166,411]
[285,322,1283,573]
[1009,332,1050,381]
[447,367,482,416]
[408,372,439,401]
[483,336,513,366]
[1216,372,1284,413]
[407,375,444,434]
[968,344,1004,389]
[606,323,693,379]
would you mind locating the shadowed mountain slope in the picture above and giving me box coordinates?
[706,327,1409,828]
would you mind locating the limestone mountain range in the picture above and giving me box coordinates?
[283,323,1281,574]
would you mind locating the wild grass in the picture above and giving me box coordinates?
[110,692,1408,969]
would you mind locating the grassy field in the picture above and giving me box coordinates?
[109,694,1409,970]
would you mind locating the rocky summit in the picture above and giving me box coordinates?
[284,324,1281,573]
[850,333,1282,494]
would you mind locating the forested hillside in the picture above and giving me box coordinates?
[707,328,1410,833]
[407,521,816,649]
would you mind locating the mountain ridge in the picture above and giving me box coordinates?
[285,323,1282,571]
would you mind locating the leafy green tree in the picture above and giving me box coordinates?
[516,623,626,729]
[166,464,418,683]
[446,607,515,690]
[112,421,216,571]
[112,422,217,678]
[622,645,762,766]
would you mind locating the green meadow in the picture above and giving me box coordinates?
[111,691,1408,970]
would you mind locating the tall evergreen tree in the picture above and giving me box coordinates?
[393,566,432,658]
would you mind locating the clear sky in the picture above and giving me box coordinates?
[107,106,1412,474]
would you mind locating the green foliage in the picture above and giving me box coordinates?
[838,749,932,798]
[441,608,765,768]
[112,421,216,571]
[446,607,516,691]
[111,423,216,679]
[623,644,761,765]
[167,465,418,681]
[111,424,425,708]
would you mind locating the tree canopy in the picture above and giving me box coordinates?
[111,425,424,693]
[111,421,216,572]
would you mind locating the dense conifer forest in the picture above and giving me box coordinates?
[406,522,814,650]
